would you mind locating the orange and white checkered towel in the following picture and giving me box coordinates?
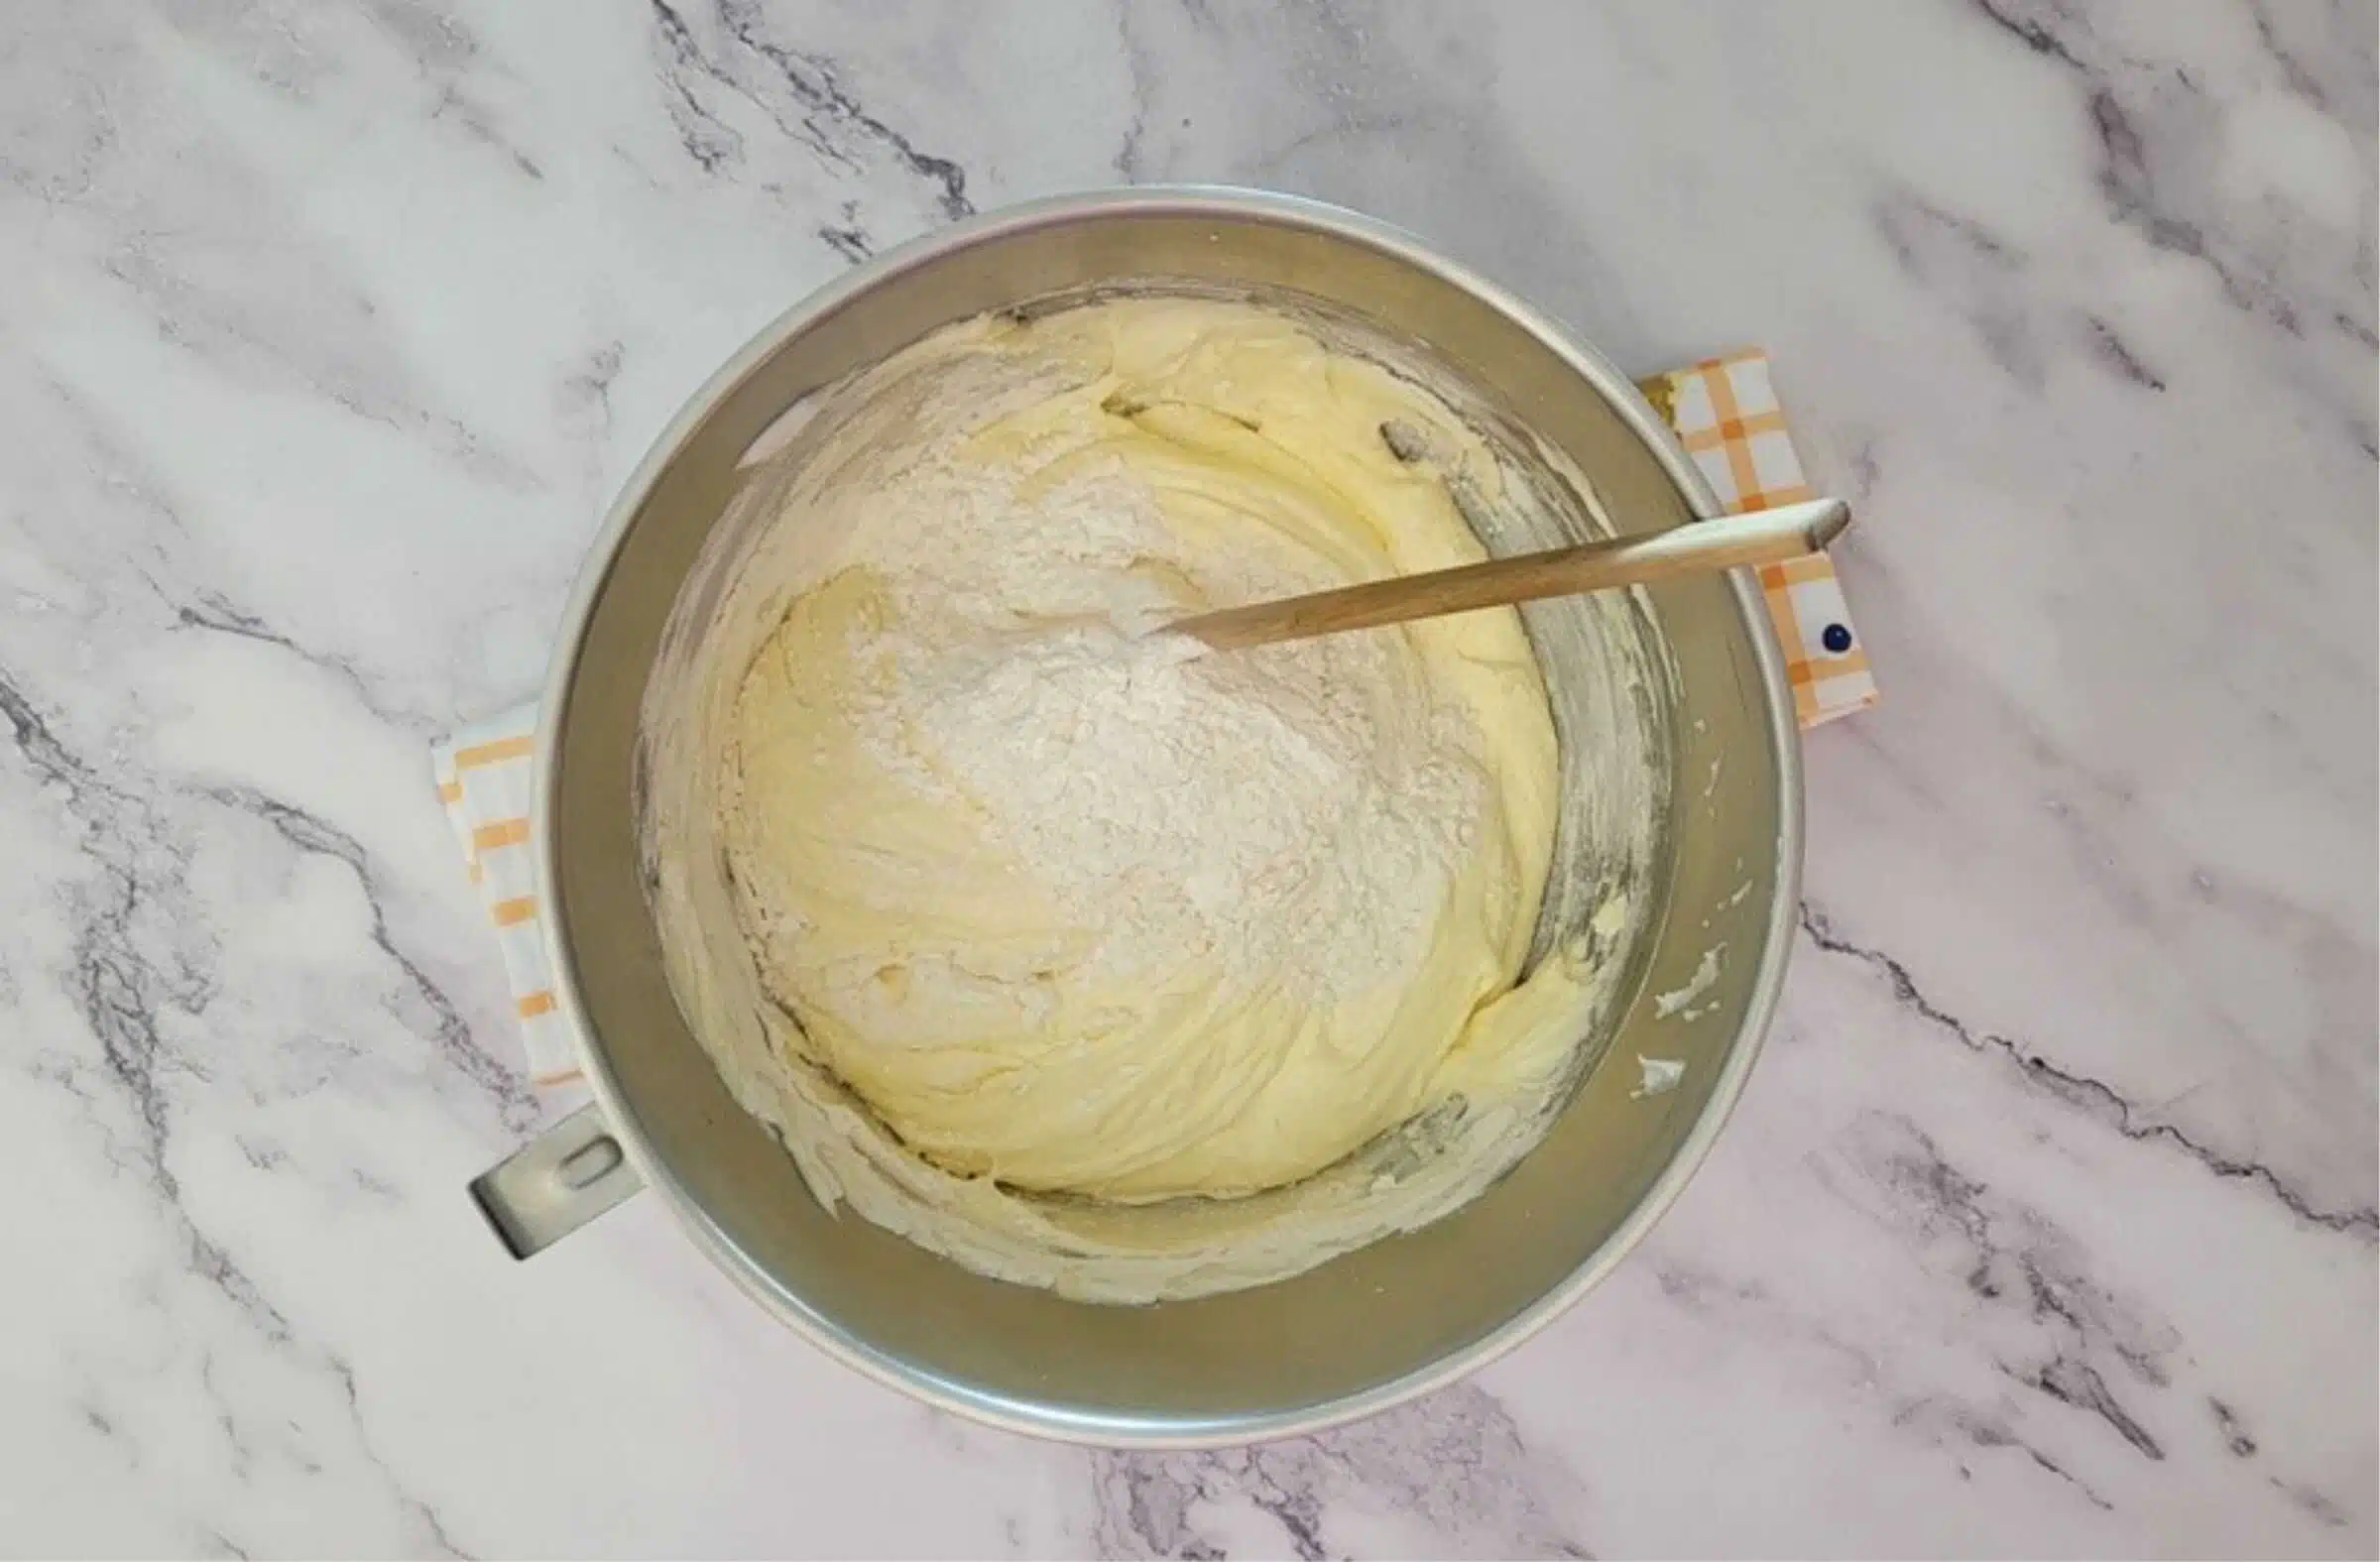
[435,349,1872,1090]
[432,712,583,1086]
[1639,349,1879,726]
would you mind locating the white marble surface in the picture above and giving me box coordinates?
[1,1,2371,1555]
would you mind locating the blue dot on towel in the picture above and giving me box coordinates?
[1822,623,1853,655]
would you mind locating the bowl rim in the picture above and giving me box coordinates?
[532,184,1806,1447]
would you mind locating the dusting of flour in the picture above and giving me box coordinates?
[834,454,1485,1003]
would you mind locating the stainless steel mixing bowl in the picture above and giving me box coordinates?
[471,187,1802,1446]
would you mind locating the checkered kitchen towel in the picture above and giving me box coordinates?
[432,716,581,1085]
[1639,349,1879,726]
[436,348,1874,1090]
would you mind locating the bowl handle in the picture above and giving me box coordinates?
[469,1103,647,1258]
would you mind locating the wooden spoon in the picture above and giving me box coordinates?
[1165,498,1850,654]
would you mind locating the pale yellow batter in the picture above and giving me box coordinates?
[645,296,1654,1301]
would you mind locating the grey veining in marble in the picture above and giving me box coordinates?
[0,1,2371,1556]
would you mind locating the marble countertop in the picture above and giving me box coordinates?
[4,1,2372,1555]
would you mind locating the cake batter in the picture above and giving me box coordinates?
[646,296,1650,1301]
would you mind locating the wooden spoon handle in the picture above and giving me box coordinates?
[1168,498,1851,654]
